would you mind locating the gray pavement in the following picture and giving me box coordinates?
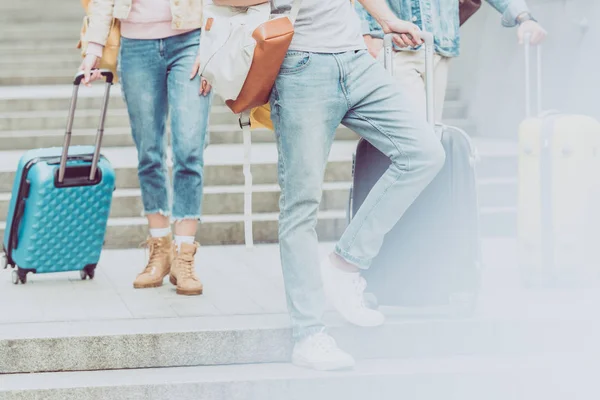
[1,238,598,325]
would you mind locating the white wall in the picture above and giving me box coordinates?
[449,0,599,138]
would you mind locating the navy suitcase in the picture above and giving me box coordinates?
[1,70,116,284]
[348,34,482,314]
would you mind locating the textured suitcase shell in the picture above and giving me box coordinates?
[350,126,481,308]
[3,145,115,274]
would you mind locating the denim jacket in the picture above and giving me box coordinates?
[355,0,530,57]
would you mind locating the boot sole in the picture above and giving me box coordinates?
[170,275,203,296]
[176,288,203,296]
[133,280,164,289]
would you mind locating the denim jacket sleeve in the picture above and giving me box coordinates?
[354,1,385,39]
[485,0,530,27]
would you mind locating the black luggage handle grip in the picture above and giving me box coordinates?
[59,70,113,184]
[73,69,114,86]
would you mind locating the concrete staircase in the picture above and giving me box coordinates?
[1,241,599,399]
[0,7,518,247]
[2,318,597,399]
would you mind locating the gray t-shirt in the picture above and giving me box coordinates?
[272,0,366,53]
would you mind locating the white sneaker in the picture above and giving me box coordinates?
[292,332,355,371]
[321,256,386,327]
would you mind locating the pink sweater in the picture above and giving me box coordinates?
[87,0,193,57]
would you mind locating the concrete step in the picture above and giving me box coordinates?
[0,108,131,131]
[0,82,467,117]
[0,205,515,248]
[0,70,93,86]
[0,26,81,42]
[0,94,127,113]
[0,87,467,116]
[0,142,355,191]
[0,40,80,52]
[0,176,517,218]
[0,140,518,246]
[0,55,81,68]
[0,126,359,150]
[0,13,82,24]
[1,354,595,400]
[478,178,517,208]
[0,210,347,248]
[0,140,517,192]
[0,106,245,131]
[0,309,597,374]
[480,207,517,237]
[0,85,226,112]
[0,179,514,220]
[0,183,349,219]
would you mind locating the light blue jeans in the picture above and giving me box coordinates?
[118,29,212,221]
[270,49,445,339]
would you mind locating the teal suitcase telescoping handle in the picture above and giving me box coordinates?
[58,69,114,184]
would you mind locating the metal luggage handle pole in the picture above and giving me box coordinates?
[384,31,435,127]
[524,33,542,118]
[58,69,114,184]
[421,32,435,127]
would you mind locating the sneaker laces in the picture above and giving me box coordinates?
[350,274,368,309]
[307,332,339,355]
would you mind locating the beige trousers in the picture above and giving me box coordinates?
[379,50,450,123]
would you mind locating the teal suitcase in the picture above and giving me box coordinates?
[1,70,116,284]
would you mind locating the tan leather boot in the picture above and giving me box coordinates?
[169,242,203,296]
[133,235,174,289]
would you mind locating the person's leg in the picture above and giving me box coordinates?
[270,51,354,370]
[322,50,445,325]
[431,56,451,121]
[391,50,449,122]
[165,30,212,296]
[119,36,174,288]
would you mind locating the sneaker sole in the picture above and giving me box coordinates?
[292,355,355,371]
[325,286,386,328]
[336,308,386,328]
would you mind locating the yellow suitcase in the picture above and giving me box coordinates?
[518,39,600,285]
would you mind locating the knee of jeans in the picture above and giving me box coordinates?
[280,183,322,216]
[406,134,445,175]
[137,150,164,173]
[174,147,205,172]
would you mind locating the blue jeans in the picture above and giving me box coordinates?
[270,50,445,339]
[118,29,212,221]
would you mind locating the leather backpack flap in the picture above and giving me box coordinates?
[459,0,482,26]
[226,16,295,114]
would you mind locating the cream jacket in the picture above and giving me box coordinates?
[84,0,203,45]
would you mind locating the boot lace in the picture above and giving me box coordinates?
[177,251,199,281]
[140,238,168,274]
